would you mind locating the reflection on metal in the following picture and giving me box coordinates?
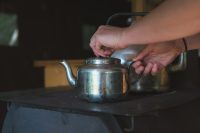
[60,60,77,88]
[60,58,132,102]
[169,52,187,72]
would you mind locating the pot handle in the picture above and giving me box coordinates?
[127,61,143,85]
[169,52,187,72]
[106,12,148,25]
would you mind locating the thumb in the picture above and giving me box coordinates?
[133,46,150,61]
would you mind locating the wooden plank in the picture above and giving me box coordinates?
[34,60,83,68]
[34,60,83,88]
[131,0,146,12]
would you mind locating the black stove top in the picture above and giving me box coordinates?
[0,87,200,116]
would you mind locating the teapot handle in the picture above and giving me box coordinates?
[127,61,143,85]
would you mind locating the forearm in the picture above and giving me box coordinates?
[121,0,200,46]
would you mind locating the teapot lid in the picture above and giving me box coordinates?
[86,57,120,65]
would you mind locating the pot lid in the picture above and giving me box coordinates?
[86,57,120,65]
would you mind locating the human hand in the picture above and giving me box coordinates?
[133,40,185,75]
[90,25,126,57]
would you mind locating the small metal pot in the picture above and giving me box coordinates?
[60,57,137,102]
[111,45,187,93]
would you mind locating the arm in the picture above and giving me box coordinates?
[90,0,200,57]
[121,0,200,47]
[133,33,200,75]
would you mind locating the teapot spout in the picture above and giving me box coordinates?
[60,60,77,88]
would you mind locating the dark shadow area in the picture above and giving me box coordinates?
[0,0,131,130]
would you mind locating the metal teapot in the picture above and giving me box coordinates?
[60,57,138,102]
[107,12,187,92]
[111,45,187,93]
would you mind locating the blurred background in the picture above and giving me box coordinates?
[0,0,164,91]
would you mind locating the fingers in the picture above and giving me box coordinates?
[133,61,154,75]
[143,63,153,75]
[135,66,145,74]
[90,25,125,57]
[90,33,114,57]
[132,61,144,74]
[132,61,142,68]
[90,36,103,57]
[101,46,114,57]
[90,37,109,57]
[133,46,150,61]
[151,64,158,76]
[133,61,162,75]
